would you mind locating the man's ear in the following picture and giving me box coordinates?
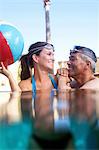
[86,60,91,68]
[32,54,39,63]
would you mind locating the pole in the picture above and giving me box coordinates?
[43,0,51,43]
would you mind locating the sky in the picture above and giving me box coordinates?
[0,0,99,63]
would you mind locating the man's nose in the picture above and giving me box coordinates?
[67,60,70,65]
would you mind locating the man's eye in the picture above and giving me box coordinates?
[69,56,75,61]
[71,58,74,60]
[47,52,51,55]
[69,58,74,61]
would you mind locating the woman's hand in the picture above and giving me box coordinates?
[57,68,71,90]
[0,62,11,77]
[0,62,21,92]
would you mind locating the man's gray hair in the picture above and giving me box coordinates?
[80,53,96,73]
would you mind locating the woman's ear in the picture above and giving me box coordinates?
[32,54,39,63]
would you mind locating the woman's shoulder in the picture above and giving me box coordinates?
[18,78,32,91]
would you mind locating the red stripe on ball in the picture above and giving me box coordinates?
[0,32,14,66]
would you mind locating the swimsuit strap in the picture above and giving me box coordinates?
[32,75,36,98]
[32,74,58,98]
[48,74,58,90]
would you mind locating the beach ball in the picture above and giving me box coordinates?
[0,23,24,66]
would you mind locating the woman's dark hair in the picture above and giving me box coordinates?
[28,42,47,66]
[28,41,54,66]
[20,54,31,80]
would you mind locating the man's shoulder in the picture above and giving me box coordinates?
[81,77,99,89]
[88,77,99,83]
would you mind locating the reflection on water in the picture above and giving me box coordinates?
[0,90,99,149]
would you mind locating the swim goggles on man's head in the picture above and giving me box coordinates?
[70,46,97,62]
[70,46,85,54]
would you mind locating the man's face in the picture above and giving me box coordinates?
[37,48,54,73]
[67,52,87,78]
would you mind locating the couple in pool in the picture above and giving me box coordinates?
[1,41,99,92]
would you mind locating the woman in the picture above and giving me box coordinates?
[19,42,58,92]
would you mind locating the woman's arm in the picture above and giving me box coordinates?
[0,62,21,92]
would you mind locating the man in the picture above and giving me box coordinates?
[58,46,99,90]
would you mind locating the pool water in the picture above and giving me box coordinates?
[0,89,99,150]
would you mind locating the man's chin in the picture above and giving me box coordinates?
[68,72,74,78]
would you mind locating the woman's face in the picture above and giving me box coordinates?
[37,48,54,73]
